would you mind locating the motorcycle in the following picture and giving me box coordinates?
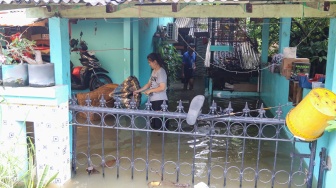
[70,39,113,91]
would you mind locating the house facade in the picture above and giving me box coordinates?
[1,1,336,187]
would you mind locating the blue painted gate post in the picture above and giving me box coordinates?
[325,18,336,91]
[49,17,71,90]
[279,18,292,53]
[124,18,132,79]
[323,17,336,188]
[260,18,270,92]
[261,18,270,64]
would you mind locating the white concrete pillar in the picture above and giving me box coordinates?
[0,85,70,185]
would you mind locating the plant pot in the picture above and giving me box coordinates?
[28,63,55,87]
[2,64,29,87]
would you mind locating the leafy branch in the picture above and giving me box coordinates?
[0,32,44,65]
[154,39,182,87]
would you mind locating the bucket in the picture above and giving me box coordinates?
[2,64,29,87]
[28,63,55,87]
[286,88,336,141]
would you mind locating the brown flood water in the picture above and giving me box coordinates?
[61,78,306,188]
[63,125,306,188]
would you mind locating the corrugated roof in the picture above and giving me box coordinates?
[175,18,193,28]
[175,18,208,36]
[0,0,117,6]
[0,0,243,6]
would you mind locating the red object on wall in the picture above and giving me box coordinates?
[10,32,21,41]
[309,74,325,83]
[72,66,82,79]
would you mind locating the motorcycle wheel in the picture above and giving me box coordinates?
[89,74,113,91]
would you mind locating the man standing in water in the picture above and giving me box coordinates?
[182,43,196,90]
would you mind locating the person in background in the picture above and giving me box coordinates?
[133,53,168,130]
[182,43,196,90]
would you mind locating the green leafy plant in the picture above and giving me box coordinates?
[0,33,43,65]
[0,136,58,188]
[246,18,329,75]
[154,39,182,88]
[198,23,208,30]
[0,149,22,187]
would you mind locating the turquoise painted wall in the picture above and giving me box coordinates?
[137,18,173,87]
[137,18,173,103]
[123,18,132,78]
[323,18,336,188]
[49,18,71,94]
[260,70,293,117]
[326,131,336,188]
[70,18,173,94]
[70,19,125,85]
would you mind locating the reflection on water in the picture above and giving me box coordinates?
[65,125,306,188]
[65,81,308,188]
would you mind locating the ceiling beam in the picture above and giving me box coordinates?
[304,1,331,11]
[23,3,336,19]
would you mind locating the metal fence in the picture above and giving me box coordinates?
[69,95,318,188]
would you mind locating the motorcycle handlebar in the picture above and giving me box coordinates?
[80,60,101,68]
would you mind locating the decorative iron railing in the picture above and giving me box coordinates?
[69,95,316,188]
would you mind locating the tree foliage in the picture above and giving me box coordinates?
[246,18,329,76]
[154,38,182,88]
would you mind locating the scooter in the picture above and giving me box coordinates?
[70,39,113,91]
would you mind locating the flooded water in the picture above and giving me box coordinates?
[62,78,308,188]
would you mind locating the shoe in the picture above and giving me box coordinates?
[186,95,205,125]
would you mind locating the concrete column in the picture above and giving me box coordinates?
[260,18,271,94]
[0,86,70,186]
[261,18,270,64]
[324,20,336,188]
[132,18,139,78]
[279,18,292,53]
[325,18,336,91]
[48,17,73,162]
[48,17,71,95]
[123,18,132,79]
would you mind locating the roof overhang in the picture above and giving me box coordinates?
[0,9,47,26]
[0,0,333,6]
[0,1,335,18]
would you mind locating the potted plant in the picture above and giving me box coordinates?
[0,33,55,87]
[154,36,182,89]
[0,33,32,87]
